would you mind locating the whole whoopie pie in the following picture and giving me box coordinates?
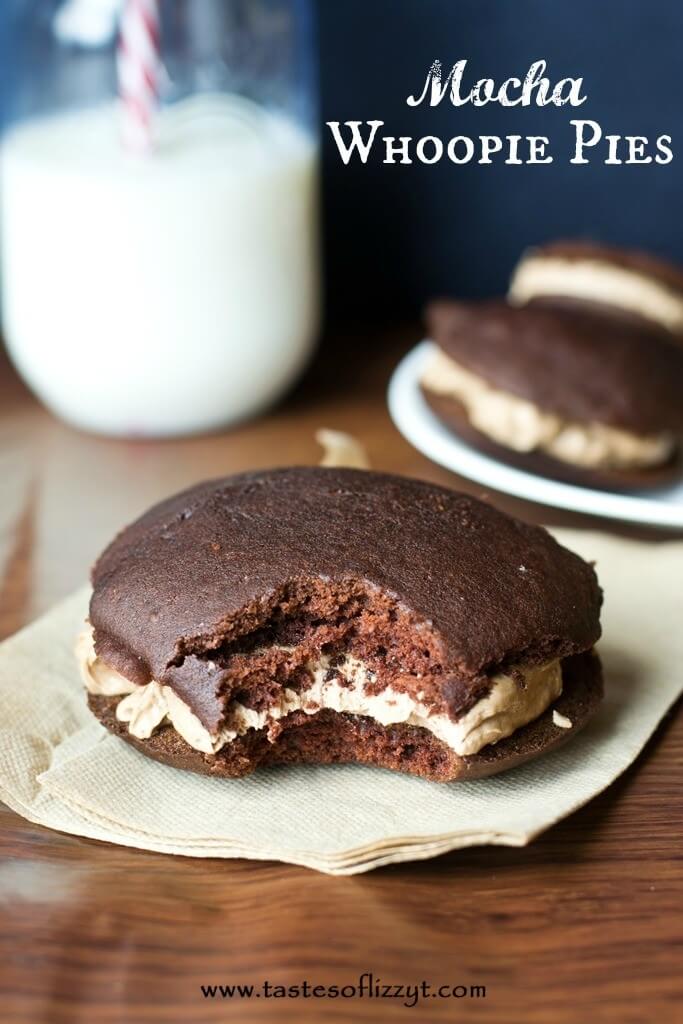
[421,299,683,488]
[509,239,683,335]
[78,468,603,783]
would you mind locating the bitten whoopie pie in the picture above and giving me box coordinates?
[509,239,683,335]
[78,468,603,783]
[422,299,683,489]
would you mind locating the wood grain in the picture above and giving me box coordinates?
[0,334,681,1024]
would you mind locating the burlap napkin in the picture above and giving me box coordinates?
[0,528,681,874]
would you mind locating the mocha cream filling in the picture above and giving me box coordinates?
[509,255,683,333]
[421,345,674,469]
[76,627,562,758]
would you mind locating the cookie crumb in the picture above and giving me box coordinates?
[553,710,573,729]
[316,428,370,469]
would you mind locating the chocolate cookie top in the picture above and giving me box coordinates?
[90,468,601,691]
[427,299,683,434]
[526,240,683,294]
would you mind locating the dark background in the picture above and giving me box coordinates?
[317,0,682,319]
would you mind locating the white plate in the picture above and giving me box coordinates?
[387,341,683,529]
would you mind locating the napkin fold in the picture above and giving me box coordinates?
[0,530,680,875]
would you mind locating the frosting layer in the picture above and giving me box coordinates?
[510,255,683,332]
[78,627,562,758]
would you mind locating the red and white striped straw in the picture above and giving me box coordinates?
[117,0,161,155]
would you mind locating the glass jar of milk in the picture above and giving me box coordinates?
[1,0,320,436]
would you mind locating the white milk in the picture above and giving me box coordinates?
[1,95,319,436]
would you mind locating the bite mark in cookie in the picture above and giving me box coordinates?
[79,625,563,759]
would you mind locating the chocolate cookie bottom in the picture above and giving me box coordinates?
[88,651,602,783]
[423,389,682,493]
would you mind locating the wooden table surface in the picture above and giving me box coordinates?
[1,331,681,1024]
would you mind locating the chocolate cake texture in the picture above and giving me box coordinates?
[82,468,603,782]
